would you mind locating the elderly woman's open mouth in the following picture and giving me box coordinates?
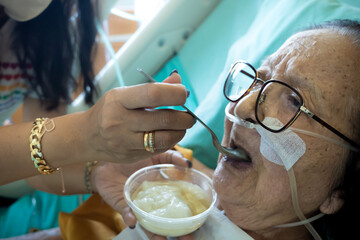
[222,139,252,169]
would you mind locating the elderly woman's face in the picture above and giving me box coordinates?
[213,29,360,232]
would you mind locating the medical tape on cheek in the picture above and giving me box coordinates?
[225,103,306,170]
[226,108,320,236]
[255,117,306,170]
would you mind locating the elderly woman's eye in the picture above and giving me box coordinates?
[286,93,301,109]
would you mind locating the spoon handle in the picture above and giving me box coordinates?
[181,105,223,149]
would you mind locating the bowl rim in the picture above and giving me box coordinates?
[124,164,217,223]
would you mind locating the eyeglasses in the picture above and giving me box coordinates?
[223,61,360,150]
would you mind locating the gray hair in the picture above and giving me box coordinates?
[307,19,360,48]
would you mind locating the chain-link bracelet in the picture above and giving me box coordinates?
[29,118,65,193]
[29,118,58,174]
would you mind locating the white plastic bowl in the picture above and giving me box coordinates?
[124,164,217,237]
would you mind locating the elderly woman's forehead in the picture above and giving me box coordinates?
[270,30,343,62]
[264,30,359,78]
[261,29,360,109]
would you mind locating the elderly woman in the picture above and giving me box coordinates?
[212,19,360,240]
[63,19,359,240]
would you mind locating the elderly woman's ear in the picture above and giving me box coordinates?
[319,190,344,215]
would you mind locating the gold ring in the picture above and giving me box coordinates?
[144,132,151,152]
[148,131,156,153]
[144,131,155,153]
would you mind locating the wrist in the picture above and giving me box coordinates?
[80,108,104,162]
[58,111,94,164]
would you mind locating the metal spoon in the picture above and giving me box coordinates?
[137,68,250,161]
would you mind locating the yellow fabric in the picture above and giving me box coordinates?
[59,145,193,240]
[59,193,127,240]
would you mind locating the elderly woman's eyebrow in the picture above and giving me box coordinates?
[260,55,323,103]
[260,56,321,96]
[285,73,323,103]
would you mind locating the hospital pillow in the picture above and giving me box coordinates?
[154,0,360,169]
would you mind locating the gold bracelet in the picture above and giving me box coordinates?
[29,118,58,174]
[84,161,98,193]
[29,118,66,193]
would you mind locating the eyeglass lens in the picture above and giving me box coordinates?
[224,62,256,101]
[256,82,303,131]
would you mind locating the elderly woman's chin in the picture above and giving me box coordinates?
[213,151,255,205]
[213,124,259,203]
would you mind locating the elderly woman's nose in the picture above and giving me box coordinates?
[234,90,258,122]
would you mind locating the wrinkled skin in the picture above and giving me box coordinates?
[213,29,360,239]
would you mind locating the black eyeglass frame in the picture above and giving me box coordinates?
[223,61,360,150]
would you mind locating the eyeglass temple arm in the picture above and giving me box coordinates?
[300,106,360,149]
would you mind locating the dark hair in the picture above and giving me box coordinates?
[306,19,360,240]
[11,0,98,110]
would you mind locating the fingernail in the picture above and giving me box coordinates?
[129,225,136,229]
[186,89,190,98]
[169,69,178,76]
[185,159,192,168]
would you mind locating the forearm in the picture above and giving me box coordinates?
[1,80,194,185]
[0,112,92,185]
[26,161,91,195]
